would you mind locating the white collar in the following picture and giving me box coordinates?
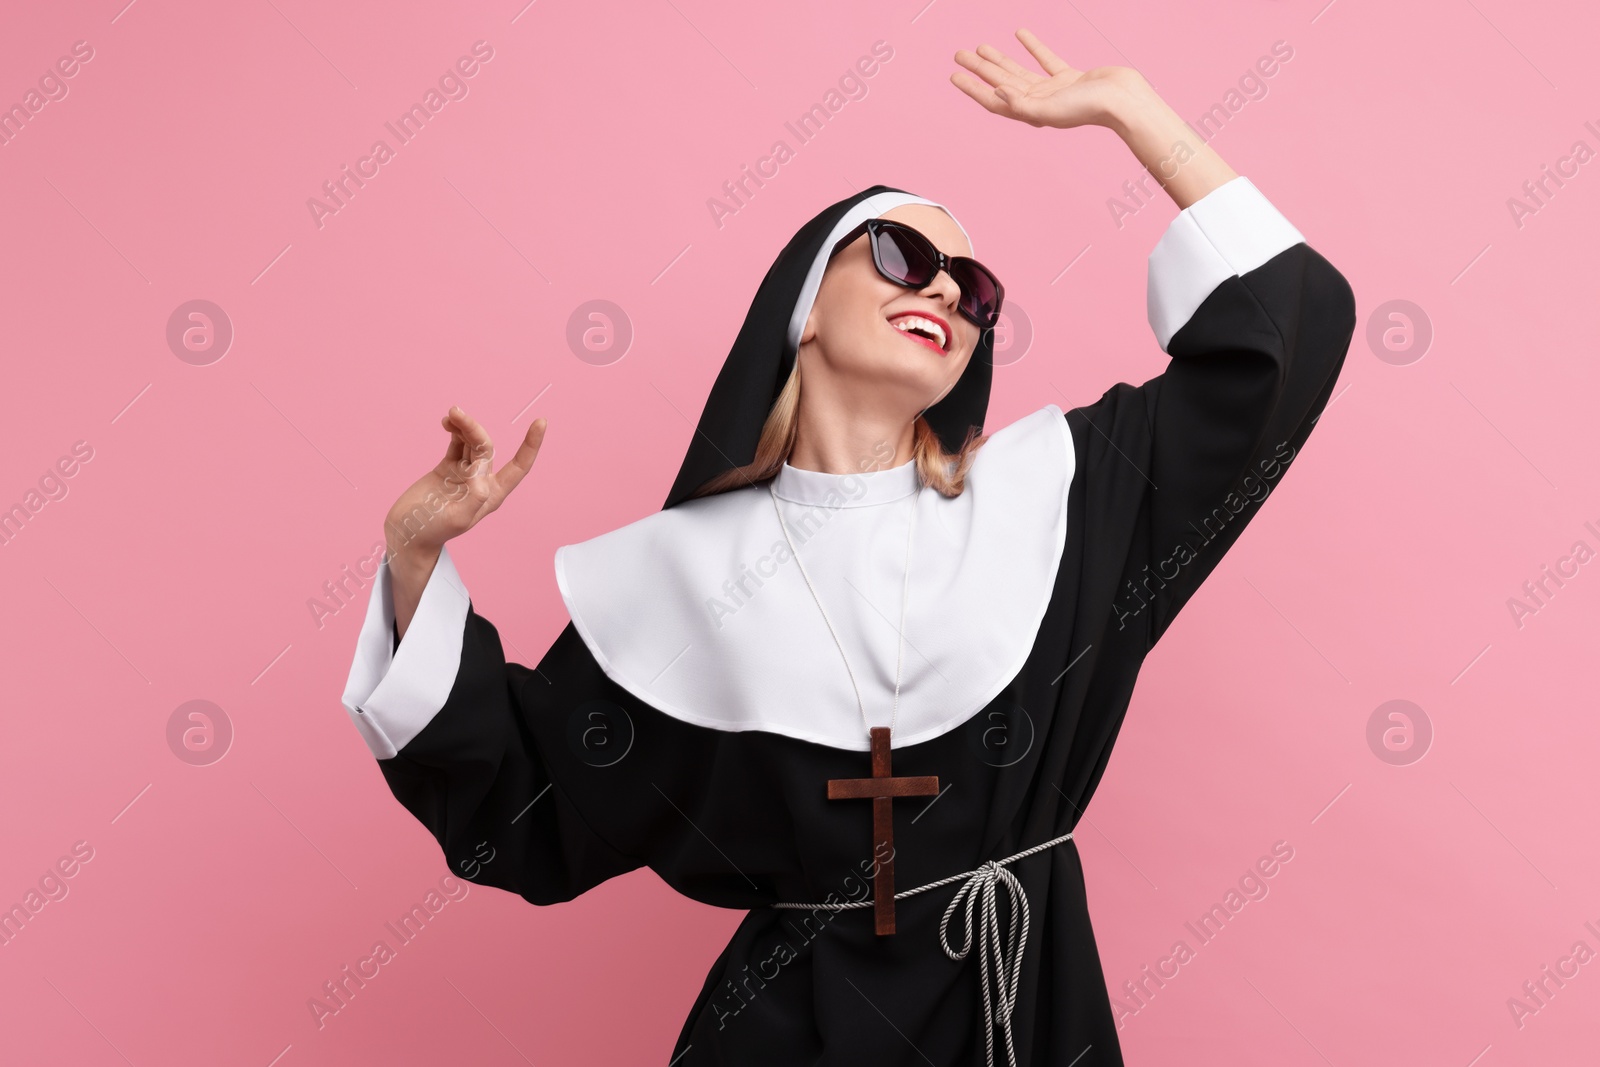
[770,456,922,508]
[553,404,1075,751]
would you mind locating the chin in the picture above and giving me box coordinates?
[854,357,958,410]
[818,331,961,407]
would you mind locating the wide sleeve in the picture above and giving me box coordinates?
[1065,175,1357,649]
[339,545,645,905]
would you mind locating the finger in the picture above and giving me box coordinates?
[953,48,1029,92]
[440,414,466,465]
[975,43,1041,84]
[493,417,547,499]
[949,70,1012,116]
[1015,28,1074,77]
[447,405,494,475]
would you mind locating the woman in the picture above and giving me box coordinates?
[340,30,1356,1066]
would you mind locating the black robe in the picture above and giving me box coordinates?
[360,238,1356,1065]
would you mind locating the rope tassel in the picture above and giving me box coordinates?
[939,860,1031,1067]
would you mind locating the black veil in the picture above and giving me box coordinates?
[662,184,995,510]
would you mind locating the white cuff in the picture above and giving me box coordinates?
[1147,175,1306,353]
[339,544,472,760]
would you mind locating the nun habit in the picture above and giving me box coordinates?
[340,176,1357,1065]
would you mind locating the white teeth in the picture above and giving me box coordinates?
[890,315,946,350]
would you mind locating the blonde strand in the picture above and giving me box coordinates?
[688,364,987,501]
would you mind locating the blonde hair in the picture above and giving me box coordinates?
[687,361,988,501]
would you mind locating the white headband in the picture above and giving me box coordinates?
[784,192,973,357]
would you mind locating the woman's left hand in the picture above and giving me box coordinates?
[950,28,1145,131]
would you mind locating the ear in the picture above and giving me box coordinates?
[799,304,819,346]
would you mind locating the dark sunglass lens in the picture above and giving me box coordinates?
[954,264,1000,324]
[875,225,938,286]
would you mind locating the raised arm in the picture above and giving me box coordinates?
[952,31,1357,647]
[1088,178,1356,645]
[340,408,643,904]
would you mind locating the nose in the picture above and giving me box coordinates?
[917,268,963,313]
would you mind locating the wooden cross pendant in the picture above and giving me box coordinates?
[826,726,939,935]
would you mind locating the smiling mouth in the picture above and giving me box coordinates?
[887,315,949,355]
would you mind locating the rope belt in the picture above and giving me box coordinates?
[770,831,1074,1067]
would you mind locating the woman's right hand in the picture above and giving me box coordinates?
[384,406,547,637]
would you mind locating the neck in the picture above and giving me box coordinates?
[788,387,917,475]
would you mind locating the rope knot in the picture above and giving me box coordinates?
[937,857,1033,1067]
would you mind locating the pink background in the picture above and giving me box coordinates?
[3,0,1597,1063]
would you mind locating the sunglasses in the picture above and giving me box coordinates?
[828,218,1005,330]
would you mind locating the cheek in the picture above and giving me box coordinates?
[949,328,976,366]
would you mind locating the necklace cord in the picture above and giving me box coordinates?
[768,472,1063,1067]
[768,478,919,738]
